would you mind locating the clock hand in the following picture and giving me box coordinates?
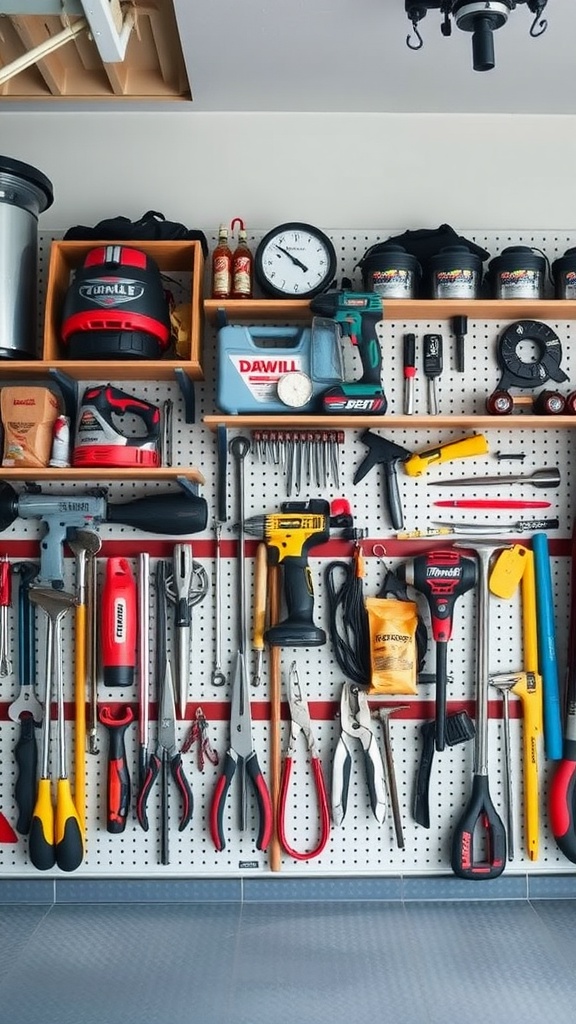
[274,244,309,273]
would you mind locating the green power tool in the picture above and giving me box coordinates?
[310,291,386,414]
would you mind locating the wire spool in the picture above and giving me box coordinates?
[494,320,568,392]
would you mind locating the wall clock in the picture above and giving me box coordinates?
[254,222,337,299]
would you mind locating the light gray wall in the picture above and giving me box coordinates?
[1,111,574,232]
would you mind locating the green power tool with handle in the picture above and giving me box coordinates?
[309,291,387,414]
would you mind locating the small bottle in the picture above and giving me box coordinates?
[211,224,232,299]
[232,228,253,299]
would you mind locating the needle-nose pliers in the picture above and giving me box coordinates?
[278,661,330,860]
[209,656,273,852]
[332,682,387,826]
[136,657,193,861]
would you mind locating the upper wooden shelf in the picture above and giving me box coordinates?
[203,298,576,324]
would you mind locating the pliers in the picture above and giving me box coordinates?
[136,658,193,860]
[278,662,331,860]
[209,654,273,852]
[332,682,387,826]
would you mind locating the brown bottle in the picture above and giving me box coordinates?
[211,224,232,299]
[231,228,253,299]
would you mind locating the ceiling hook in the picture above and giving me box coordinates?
[529,10,547,38]
[406,22,423,50]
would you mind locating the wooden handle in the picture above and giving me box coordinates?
[74,602,87,837]
[268,565,282,873]
[253,543,268,652]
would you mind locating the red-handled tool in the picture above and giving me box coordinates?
[434,499,551,510]
[549,517,576,861]
[209,650,273,852]
[101,557,137,687]
[403,333,416,415]
[403,550,477,751]
[0,555,13,676]
[278,662,330,860]
[99,704,135,834]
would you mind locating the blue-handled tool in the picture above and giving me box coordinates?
[532,532,563,761]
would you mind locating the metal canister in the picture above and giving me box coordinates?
[487,246,546,299]
[552,247,576,299]
[357,244,421,299]
[0,156,53,359]
[428,245,482,299]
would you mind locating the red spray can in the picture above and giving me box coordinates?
[101,558,137,687]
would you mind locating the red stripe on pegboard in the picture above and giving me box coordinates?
[0,536,570,561]
[0,697,523,722]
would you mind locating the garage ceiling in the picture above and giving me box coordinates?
[0,0,574,114]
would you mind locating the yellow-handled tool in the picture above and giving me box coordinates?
[404,433,489,477]
[29,587,83,873]
[252,543,268,687]
[489,547,543,862]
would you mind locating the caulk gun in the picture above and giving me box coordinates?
[309,291,387,414]
[0,482,208,588]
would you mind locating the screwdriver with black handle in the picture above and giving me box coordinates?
[549,517,576,862]
[452,315,468,373]
[423,334,443,415]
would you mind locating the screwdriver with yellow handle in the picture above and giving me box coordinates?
[252,543,268,687]
[28,588,84,873]
[489,545,543,862]
[404,433,489,477]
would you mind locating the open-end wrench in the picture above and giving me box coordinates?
[212,522,226,687]
[371,705,409,849]
[230,435,251,662]
[165,548,209,718]
[8,562,42,835]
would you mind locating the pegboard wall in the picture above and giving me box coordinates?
[0,226,574,880]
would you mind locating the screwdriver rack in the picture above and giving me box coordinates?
[0,226,575,879]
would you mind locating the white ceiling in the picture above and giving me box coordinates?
[175,0,576,115]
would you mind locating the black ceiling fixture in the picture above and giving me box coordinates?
[405,1,548,72]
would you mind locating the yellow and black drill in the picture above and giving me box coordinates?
[244,499,352,647]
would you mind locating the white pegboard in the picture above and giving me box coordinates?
[0,227,574,878]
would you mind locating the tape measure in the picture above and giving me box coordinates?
[495,320,568,391]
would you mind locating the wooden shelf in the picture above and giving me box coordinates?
[203,298,576,324]
[0,360,202,382]
[42,240,205,380]
[204,414,576,431]
[0,466,205,484]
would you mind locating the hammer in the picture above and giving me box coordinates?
[489,672,542,862]
[353,431,411,529]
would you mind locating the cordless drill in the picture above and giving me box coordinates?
[403,550,477,752]
[309,291,387,414]
[244,499,351,647]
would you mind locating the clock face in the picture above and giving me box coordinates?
[255,223,337,298]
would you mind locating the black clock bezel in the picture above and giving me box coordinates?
[254,222,337,299]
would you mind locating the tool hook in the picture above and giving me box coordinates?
[529,4,547,38]
[406,21,423,50]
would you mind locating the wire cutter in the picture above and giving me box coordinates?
[332,682,387,826]
[209,654,273,852]
[136,658,193,863]
[278,662,331,860]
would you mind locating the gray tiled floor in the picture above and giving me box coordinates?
[1,900,576,1023]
